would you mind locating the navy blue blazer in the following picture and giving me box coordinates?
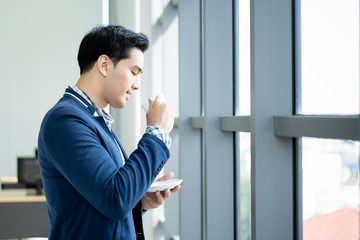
[38,88,169,239]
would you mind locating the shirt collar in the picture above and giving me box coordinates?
[68,83,114,130]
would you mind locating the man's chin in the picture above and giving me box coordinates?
[109,102,126,109]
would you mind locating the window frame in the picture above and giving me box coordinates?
[217,0,296,239]
[179,0,296,239]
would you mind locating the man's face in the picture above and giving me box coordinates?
[103,47,144,109]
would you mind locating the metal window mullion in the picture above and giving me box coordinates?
[251,0,295,239]
[293,0,302,238]
[203,0,235,239]
[200,0,206,239]
[178,1,203,240]
[232,0,240,238]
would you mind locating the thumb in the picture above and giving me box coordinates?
[155,172,174,182]
[156,94,165,103]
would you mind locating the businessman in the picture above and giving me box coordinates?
[38,25,179,239]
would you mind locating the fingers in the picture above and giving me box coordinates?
[146,94,174,133]
[143,192,160,209]
[155,172,174,182]
[145,189,171,208]
[170,185,181,193]
[162,188,171,200]
[143,172,181,210]
[154,189,170,204]
[155,94,165,102]
[148,94,165,109]
[142,184,180,211]
[154,172,181,193]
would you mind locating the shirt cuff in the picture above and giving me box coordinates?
[145,124,172,148]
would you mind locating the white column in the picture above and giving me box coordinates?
[109,0,141,154]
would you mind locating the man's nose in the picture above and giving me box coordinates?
[132,77,141,90]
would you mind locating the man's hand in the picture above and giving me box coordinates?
[141,172,181,211]
[146,95,174,133]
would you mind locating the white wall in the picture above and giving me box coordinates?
[0,0,102,177]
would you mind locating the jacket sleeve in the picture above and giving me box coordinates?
[40,107,169,220]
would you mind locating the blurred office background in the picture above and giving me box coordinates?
[0,0,359,240]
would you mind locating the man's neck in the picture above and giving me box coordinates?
[76,73,106,110]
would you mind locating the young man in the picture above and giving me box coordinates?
[38,25,179,239]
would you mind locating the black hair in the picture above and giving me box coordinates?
[77,25,149,74]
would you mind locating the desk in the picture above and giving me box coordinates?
[0,189,47,239]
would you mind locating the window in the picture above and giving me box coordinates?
[237,0,251,239]
[299,1,360,239]
[238,0,251,116]
[147,1,180,239]
[238,133,251,240]
[300,0,359,115]
[177,0,360,239]
[302,138,360,239]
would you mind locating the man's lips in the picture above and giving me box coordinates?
[126,91,133,100]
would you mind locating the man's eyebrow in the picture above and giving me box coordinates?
[133,65,143,74]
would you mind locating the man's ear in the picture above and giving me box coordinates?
[97,55,111,77]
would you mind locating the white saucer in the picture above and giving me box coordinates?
[147,179,183,192]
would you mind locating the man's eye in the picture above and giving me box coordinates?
[131,71,137,76]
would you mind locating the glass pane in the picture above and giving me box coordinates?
[239,132,251,240]
[150,0,180,239]
[300,0,359,114]
[302,138,360,240]
[238,0,251,116]
[237,0,251,239]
